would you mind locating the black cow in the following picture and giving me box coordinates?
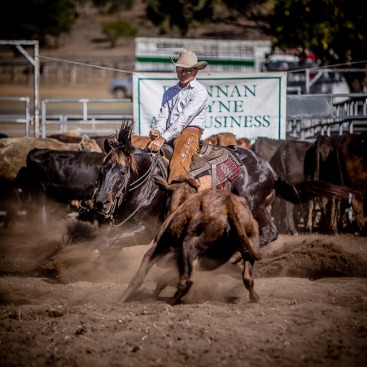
[0,179,22,229]
[338,133,367,234]
[250,136,285,162]
[303,135,340,233]
[269,138,314,234]
[304,133,367,234]
[17,148,105,225]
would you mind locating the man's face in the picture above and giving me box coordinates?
[176,67,198,85]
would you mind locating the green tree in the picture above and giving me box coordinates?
[143,0,366,89]
[143,0,268,37]
[101,20,138,47]
[144,0,366,66]
[91,0,134,14]
[264,0,367,65]
[0,0,76,47]
[145,0,216,37]
[261,0,367,91]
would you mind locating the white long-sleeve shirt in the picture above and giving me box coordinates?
[153,78,208,142]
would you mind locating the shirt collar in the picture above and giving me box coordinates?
[176,78,197,90]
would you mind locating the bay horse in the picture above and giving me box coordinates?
[91,121,352,250]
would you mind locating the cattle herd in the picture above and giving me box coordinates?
[1,131,365,235]
[0,130,366,302]
[252,134,367,236]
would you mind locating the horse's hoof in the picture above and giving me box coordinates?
[249,293,260,303]
[119,292,131,303]
[168,298,183,306]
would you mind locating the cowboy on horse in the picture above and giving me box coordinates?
[147,49,211,188]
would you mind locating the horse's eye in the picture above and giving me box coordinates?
[120,169,126,176]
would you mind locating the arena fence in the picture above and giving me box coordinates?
[40,98,133,138]
[0,97,31,136]
[0,94,366,139]
[287,93,367,138]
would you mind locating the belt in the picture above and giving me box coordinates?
[184,126,203,136]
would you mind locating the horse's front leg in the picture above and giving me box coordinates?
[251,188,278,247]
[253,205,278,247]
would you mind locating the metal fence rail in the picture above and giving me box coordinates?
[286,93,367,138]
[1,94,366,139]
[41,98,133,137]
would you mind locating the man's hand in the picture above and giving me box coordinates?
[149,130,161,140]
[148,136,166,151]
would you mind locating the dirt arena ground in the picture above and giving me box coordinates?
[1,216,367,367]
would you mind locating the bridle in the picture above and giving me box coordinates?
[94,150,168,227]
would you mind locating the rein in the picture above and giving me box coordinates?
[109,170,131,216]
[128,159,155,192]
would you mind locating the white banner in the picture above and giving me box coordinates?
[133,72,287,141]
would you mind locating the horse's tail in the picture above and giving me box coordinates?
[274,178,353,205]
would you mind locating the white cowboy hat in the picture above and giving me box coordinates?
[170,50,208,70]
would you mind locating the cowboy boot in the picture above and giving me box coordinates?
[168,130,200,183]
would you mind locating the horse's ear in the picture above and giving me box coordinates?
[153,175,172,192]
[104,138,118,154]
[104,139,111,154]
[124,137,133,155]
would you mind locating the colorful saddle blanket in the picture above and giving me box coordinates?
[190,143,243,188]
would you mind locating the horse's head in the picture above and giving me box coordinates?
[94,120,137,219]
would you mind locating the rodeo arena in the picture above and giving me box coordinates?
[1,38,367,367]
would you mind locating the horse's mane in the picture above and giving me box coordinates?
[106,119,138,173]
[117,120,133,148]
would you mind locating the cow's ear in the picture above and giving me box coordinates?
[186,176,200,190]
[171,175,199,191]
[153,175,172,192]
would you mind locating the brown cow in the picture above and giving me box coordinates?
[237,137,252,148]
[205,132,251,147]
[48,132,87,143]
[131,135,151,150]
[204,132,238,146]
[120,175,262,305]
